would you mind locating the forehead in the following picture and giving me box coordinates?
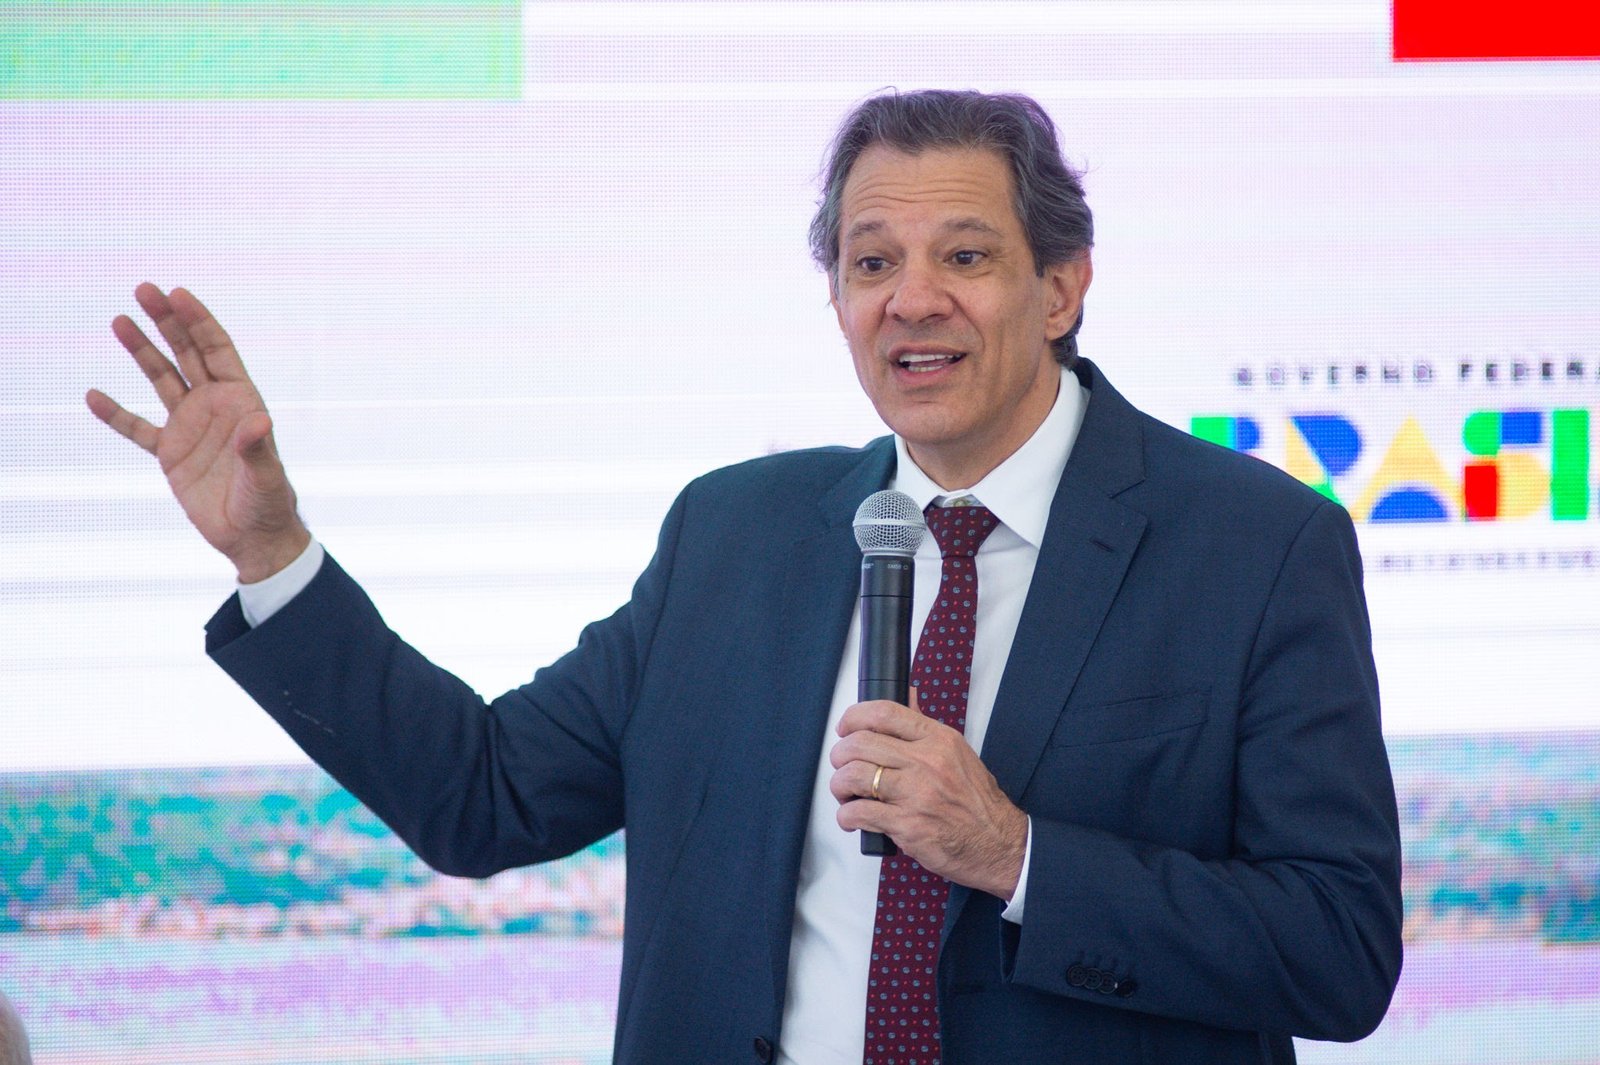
[838,145,1020,239]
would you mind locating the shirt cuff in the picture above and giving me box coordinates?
[237,538,325,627]
[1000,816,1032,925]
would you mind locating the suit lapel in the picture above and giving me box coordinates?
[947,360,1150,933]
[761,438,896,1006]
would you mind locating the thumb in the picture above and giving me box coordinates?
[232,410,276,467]
[908,686,922,715]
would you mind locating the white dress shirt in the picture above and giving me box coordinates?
[776,369,1085,1065]
[237,368,1089,1065]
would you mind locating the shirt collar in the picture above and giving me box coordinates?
[889,365,1088,549]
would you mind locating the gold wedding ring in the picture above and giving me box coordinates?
[871,764,885,802]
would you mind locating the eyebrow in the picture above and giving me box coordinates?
[944,217,1005,239]
[843,219,887,244]
[842,216,1006,245]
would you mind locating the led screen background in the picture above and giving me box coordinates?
[3,2,1598,1062]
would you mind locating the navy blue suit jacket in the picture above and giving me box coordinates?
[208,359,1402,1064]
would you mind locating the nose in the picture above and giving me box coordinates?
[885,259,953,323]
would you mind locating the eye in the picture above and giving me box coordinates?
[951,250,985,267]
[856,256,889,274]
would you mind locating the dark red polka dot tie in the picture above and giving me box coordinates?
[863,502,998,1065]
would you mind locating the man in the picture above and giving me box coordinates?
[88,90,1402,1063]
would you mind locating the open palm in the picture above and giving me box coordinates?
[87,283,309,582]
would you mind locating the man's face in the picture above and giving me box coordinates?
[831,145,1091,489]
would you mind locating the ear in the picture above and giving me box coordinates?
[1043,253,1093,341]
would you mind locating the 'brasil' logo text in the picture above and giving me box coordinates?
[1192,408,1592,523]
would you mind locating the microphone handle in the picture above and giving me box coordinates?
[858,674,901,857]
[857,554,914,857]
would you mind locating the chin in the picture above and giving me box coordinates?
[888,419,966,454]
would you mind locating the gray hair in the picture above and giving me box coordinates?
[810,89,1094,366]
[0,991,31,1065]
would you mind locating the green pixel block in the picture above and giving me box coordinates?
[1551,408,1590,521]
[1191,416,1235,450]
[1462,410,1502,457]
[2,2,521,99]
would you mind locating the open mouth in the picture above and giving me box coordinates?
[897,352,965,373]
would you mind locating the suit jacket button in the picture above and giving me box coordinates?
[1067,964,1088,987]
[1115,978,1138,998]
[1096,974,1118,995]
[753,1036,774,1063]
[1082,968,1103,992]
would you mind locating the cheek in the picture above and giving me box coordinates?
[960,291,1010,336]
[845,332,879,388]
[990,299,1045,361]
[840,307,881,354]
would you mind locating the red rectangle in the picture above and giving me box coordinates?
[1463,461,1499,520]
[1394,0,1600,60]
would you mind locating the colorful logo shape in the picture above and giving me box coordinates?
[1192,407,1593,524]
[1462,409,1590,521]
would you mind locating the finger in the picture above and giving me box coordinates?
[85,389,159,454]
[838,698,928,741]
[134,282,212,388]
[111,314,189,412]
[836,796,894,836]
[169,287,250,383]
[829,727,917,774]
[828,760,892,805]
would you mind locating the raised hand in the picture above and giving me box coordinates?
[86,283,310,583]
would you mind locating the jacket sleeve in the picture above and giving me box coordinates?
[205,487,690,879]
[1000,501,1404,1042]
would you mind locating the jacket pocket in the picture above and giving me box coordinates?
[1047,690,1209,749]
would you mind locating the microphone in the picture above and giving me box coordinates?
[851,489,927,857]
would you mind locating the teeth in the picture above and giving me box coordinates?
[898,352,960,371]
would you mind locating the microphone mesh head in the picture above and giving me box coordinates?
[853,489,926,557]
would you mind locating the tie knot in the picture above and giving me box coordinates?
[924,502,998,558]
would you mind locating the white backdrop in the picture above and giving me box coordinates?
[7,3,1597,769]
